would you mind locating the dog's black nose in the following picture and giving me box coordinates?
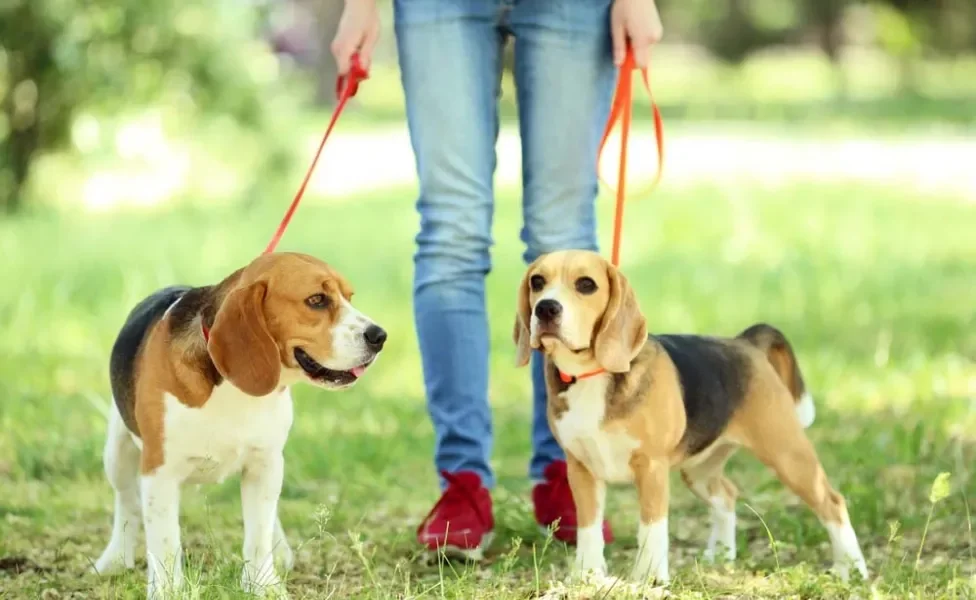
[363,325,387,351]
[534,299,562,322]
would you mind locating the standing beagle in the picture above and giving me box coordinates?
[91,252,387,598]
[512,250,868,584]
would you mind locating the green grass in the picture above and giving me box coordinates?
[1,180,974,598]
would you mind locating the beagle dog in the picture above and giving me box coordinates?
[91,252,386,598]
[513,250,868,584]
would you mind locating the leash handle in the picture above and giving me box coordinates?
[263,53,370,255]
[597,46,665,267]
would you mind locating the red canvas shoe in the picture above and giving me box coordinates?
[532,460,614,544]
[416,471,494,560]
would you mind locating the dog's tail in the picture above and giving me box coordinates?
[738,323,815,428]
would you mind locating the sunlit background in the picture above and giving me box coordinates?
[1,1,974,598]
[2,0,975,213]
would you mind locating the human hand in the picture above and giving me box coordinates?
[610,0,663,69]
[331,0,380,75]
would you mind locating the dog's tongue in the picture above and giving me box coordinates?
[350,365,366,378]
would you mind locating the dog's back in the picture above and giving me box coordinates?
[654,334,752,456]
[654,324,814,456]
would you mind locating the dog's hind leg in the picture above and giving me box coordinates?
[93,406,143,575]
[740,396,869,582]
[680,441,740,563]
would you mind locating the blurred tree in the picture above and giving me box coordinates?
[802,0,849,96]
[261,0,340,106]
[876,0,976,91]
[0,0,290,214]
[804,0,847,64]
[309,0,343,106]
[695,0,800,64]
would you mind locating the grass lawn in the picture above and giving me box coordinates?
[0,179,974,598]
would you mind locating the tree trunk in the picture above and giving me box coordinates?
[0,124,37,215]
[809,0,847,98]
[308,0,344,107]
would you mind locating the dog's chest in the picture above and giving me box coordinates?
[553,377,640,483]
[160,384,294,484]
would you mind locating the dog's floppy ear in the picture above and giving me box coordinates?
[593,263,647,373]
[208,281,281,396]
[513,261,539,368]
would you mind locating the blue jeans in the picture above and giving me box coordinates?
[395,0,616,489]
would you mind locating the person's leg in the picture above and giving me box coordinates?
[394,0,503,490]
[509,0,617,481]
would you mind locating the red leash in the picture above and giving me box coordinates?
[262,54,370,255]
[598,47,665,267]
[262,48,659,262]
[556,49,665,385]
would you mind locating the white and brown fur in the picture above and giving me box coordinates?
[92,252,386,598]
[513,250,868,584]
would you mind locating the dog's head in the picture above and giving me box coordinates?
[207,252,386,395]
[513,250,646,374]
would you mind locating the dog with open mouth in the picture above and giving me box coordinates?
[513,249,868,585]
[91,252,386,598]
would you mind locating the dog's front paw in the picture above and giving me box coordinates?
[830,557,869,583]
[273,542,295,572]
[242,569,288,599]
[244,581,289,599]
[146,579,181,600]
[630,554,670,587]
[91,547,135,576]
[702,540,736,564]
[146,560,184,600]
[629,564,669,587]
[573,525,607,578]
[573,552,607,578]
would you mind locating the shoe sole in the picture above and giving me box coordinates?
[427,531,495,562]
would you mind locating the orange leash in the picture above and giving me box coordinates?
[262,54,370,255]
[597,47,665,267]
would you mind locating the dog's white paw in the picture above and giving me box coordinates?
[573,549,607,578]
[91,548,134,576]
[146,579,181,600]
[831,557,869,583]
[630,563,670,587]
[273,542,295,572]
[242,569,288,599]
[702,541,736,564]
[572,560,608,579]
[243,581,289,599]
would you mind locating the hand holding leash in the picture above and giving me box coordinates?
[610,0,664,69]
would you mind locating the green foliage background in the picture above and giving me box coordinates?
[1,0,975,215]
[0,0,299,213]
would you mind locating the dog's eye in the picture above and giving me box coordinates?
[529,274,546,292]
[305,294,331,310]
[575,277,597,295]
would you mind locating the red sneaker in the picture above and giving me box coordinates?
[416,471,495,560]
[532,460,614,545]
